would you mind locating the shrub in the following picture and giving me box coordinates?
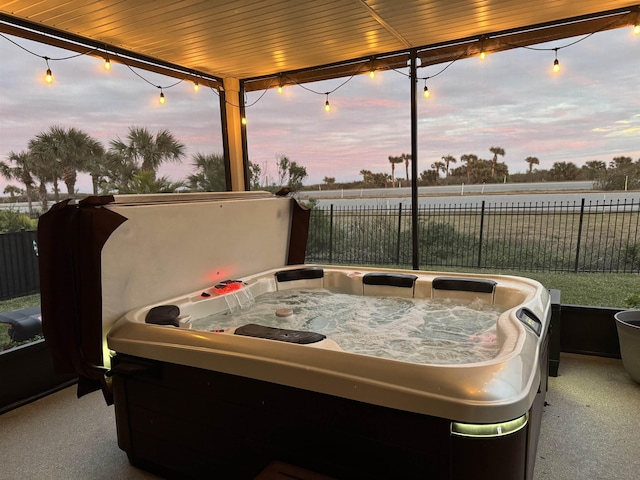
[624,293,640,309]
[0,208,37,233]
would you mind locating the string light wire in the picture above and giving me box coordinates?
[1,6,637,112]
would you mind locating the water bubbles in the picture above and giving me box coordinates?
[191,289,503,365]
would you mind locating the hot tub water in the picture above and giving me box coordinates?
[190,288,503,365]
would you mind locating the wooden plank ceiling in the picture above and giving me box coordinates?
[0,1,638,90]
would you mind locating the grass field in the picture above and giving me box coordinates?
[449,270,639,308]
[308,202,640,273]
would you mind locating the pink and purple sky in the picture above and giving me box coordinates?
[1,26,638,194]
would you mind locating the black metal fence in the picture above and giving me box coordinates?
[306,198,640,273]
[0,230,39,301]
[1,198,638,300]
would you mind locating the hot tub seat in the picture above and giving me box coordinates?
[234,323,327,344]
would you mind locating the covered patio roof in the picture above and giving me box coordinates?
[1,1,638,91]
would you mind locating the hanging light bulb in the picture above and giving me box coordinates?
[241,117,247,125]
[159,89,166,104]
[324,93,331,112]
[480,49,486,60]
[193,81,200,92]
[369,57,376,78]
[44,57,53,83]
[552,49,560,73]
[423,80,430,99]
[104,56,111,70]
[634,23,640,35]
[277,74,284,94]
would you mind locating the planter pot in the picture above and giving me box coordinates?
[0,339,76,413]
[614,310,640,384]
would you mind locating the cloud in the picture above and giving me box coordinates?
[1,27,639,192]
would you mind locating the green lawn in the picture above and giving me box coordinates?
[478,271,639,308]
[379,268,639,309]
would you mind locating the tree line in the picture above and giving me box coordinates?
[1,125,308,216]
[325,147,638,191]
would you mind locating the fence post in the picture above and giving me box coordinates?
[329,204,334,264]
[574,198,585,273]
[396,203,402,265]
[477,200,485,268]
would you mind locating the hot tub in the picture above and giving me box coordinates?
[38,193,550,480]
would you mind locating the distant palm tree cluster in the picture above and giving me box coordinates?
[0,125,267,216]
[351,147,639,190]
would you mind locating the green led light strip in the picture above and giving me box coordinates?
[451,413,529,438]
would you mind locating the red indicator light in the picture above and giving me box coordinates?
[213,281,243,295]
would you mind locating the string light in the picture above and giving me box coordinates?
[44,57,52,83]
[634,23,640,35]
[0,8,632,113]
[241,117,247,125]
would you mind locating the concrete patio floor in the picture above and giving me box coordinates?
[0,352,638,479]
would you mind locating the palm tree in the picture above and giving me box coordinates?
[1,151,36,216]
[489,146,505,178]
[26,126,105,197]
[549,161,580,181]
[388,155,403,187]
[109,126,185,179]
[441,155,456,177]
[187,153,226,192]
[525,156,540,174]
[94,151,140,194]
[581,160,606,180]
[430,161,445,181]
[120,170,185,194]
[323,177,336,186]
[609,156,633,170]
[402,153,412,181]
[460,154,478,183]
[28,127,64,201]
[3,185,23,201]
[63,128,105,195]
